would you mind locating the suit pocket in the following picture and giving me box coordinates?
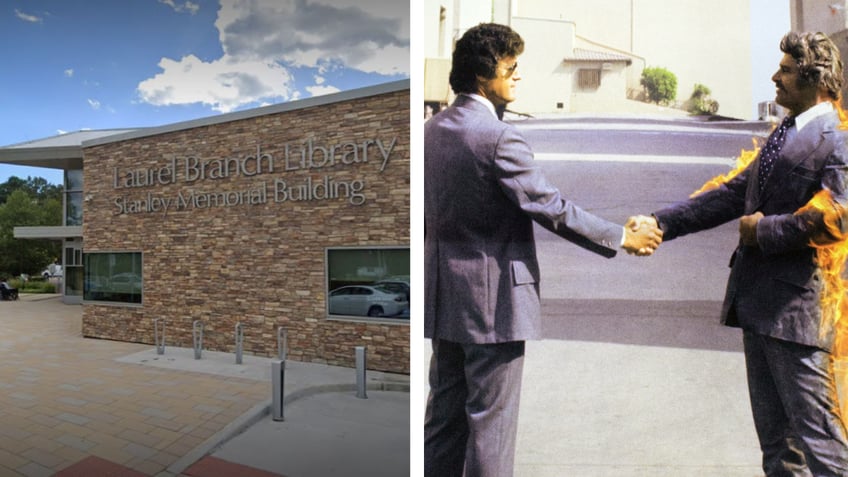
[790,166,818,182]
[773,269,821,295]
[787,167,820,204]
[510,260,538,286]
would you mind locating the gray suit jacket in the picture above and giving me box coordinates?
[424,95,622,344]
[654,110,848,351]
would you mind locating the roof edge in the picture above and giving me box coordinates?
[83,79,410,147]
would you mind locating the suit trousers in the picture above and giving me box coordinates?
[743,331,848,476]
[424,338,525,477]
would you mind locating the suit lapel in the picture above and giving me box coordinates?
[755,112,833,207]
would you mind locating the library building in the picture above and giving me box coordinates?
[0,81,410,374]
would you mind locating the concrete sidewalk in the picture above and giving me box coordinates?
[421,299,765,477]
[0,294,409,476]
[209,390,409,477]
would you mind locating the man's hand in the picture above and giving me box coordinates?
[739,212,764,247]
[623,215,663,256]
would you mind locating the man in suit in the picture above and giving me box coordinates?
[636,31,848,475]
[424,23,662,477]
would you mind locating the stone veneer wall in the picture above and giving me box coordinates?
[81,88,410,374]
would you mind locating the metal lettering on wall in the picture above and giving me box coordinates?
[111,137,398,214]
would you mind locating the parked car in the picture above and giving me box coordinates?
[41,265,63,279]
[110,273,142,294]
[328,285,408,317]
[374,276,410,302]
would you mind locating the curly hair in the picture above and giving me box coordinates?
[449,23,525,95]
[780,31,844,100]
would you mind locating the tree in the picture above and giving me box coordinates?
[640,66,678,105]
[0,177,63,277]
[0,176,62,204]
[687,83,719,115]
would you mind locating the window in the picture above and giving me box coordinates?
[83,252,142,305]
[578,69,601,90]
[326,247,409,321]
[65,169,83,226]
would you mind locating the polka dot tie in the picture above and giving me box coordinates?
[758,115,795,192]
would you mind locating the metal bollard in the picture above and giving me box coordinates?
[235,322,244,364]
[355,346,367,399]
[192,320,204,359]
[277,327,288,362]
[154,319,165,355]
[271,360,285,421]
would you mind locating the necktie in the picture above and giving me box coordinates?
[758,115,795,191]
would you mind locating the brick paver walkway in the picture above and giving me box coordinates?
[0,295,268,476]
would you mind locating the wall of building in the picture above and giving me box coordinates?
[515,0,633,52]
[422,0,753,118]
[791,0,848,35]
[509,16,577,113]
[567,62,630,113]
[80,88,410,374]
[508,16,633,114]
[790,0,848,110]
[507,0,753,118]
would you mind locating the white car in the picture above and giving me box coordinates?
[374,276,410,302]
[328,285,408,317]
[110,273,142,294]
[42,265,63,278]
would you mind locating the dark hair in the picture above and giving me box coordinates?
[780,31,844,100]
[449,23,525,94]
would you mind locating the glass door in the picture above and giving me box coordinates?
[63,239,83,304]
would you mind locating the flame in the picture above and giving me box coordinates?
[690,138,764,198]
[793,104,848,360]
[797,189,848,354]
[688,103,848,198]
[797,171,848,427]
[693,102,848,423]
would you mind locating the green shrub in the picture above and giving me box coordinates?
[687,83,719,115]
[640,66,678,105]
[18,280,55,293]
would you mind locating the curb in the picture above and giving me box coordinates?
[163,381,410,476]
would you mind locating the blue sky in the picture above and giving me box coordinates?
[0,0,794,186]
[0,0,409,185]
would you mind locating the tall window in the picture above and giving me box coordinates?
[326,247,409,321]
[83,252,142,305]
[65,169,83,226]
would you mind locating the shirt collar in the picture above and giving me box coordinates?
[462,93,498,119]
[794,101,833,132]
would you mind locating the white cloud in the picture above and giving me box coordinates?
[87,99,101,110]
[306,84,341,97]
[159,0,200,15]
[15,9,43,23]
[137,0,408,112]
[64,69,74,78]
[216,0,409,76]
[137,54,293,112]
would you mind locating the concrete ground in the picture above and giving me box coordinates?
[0,294,410,477]
[420,299,766,477]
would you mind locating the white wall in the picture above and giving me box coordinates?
[509,17,577,113]
[424,0,755,118]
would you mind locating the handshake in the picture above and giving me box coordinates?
[622,215,663,256]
